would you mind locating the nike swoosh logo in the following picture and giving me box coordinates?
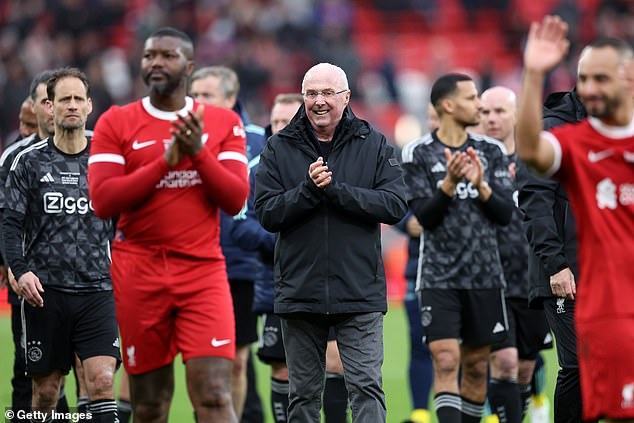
[624,151,634,162]
[588,149,613,162]
[132,140,156,150]
[211,338,231,347]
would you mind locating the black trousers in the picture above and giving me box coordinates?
[542,297,596,423]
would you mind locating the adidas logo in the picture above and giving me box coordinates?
[431,162,446,173]
[543,333,553,344]
[492,322,505,334]
[113,338,120,348]
[39,172,54,183]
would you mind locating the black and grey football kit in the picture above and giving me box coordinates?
[257,313,338,364]
[257,313,287,364]
[2,137,119,375]
[493,156,552,357]
[0,133,42,419]
[402,130,513,345]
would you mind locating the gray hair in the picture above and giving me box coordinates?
[190,66,239,100]
[273,93,304,106]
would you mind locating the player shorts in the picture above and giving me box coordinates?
[491,298,553,359]
[111,247,235,375]
[257,313,286,364]
[419,288,508,346]
[577,317,634,420]
[230,279,258,346]
[21,289,121,376]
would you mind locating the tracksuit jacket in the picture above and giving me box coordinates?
[219,100,265,281]
[230,124,276,314]
[517,89,586,307]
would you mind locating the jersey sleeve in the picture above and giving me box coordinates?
[190,109,249,216]
[88,107,170,219]
[541,128,567,179]
[0,153,15,210]
[4,155,31,215]
[488,147,514,197]
[230,163,276,255]
[480,145,514,225]
[402,143,436,201]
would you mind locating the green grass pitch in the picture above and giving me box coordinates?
[0,302,559,422]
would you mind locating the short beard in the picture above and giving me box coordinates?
[39,122,54,138]
[57,119,83,136]
[144,71,185,96]
[583,95,620,119]
[462,118,481,128]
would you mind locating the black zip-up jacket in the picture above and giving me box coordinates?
[516,89,586,307]
[254,105,408,315]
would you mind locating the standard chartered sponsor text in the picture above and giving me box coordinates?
[156,170,203,189]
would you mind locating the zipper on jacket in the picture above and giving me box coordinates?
[324,203,330,314]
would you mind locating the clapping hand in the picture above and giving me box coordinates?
[309,156,332,189]
[463,147,484,188]
[440,148,467,196]
[165,105,205,167]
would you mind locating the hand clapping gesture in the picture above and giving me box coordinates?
[309,156,332,189]
[462,147,484,189]
[165,105,205,167]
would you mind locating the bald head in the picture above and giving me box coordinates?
[480,86,517,148]
[481,86,516,108]
[301,63,349,93]
[301,63,351,140]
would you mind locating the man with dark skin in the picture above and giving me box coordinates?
[89,28,249,423]
[17,97,37,139]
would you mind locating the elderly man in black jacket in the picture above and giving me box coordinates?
[516,87,593,423]
[254,62,408,423]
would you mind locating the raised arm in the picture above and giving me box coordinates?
[516,15,570,173]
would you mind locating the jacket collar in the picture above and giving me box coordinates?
[277,104,370,147]
[232,99,251,125]
[543,88,587,123]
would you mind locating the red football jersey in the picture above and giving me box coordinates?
[544,115,634,323]
[88,96,248,259]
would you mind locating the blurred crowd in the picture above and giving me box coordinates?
[0,0,632,147]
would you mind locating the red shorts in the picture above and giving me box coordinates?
[111,246,235,375]
[577,317,634,420]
